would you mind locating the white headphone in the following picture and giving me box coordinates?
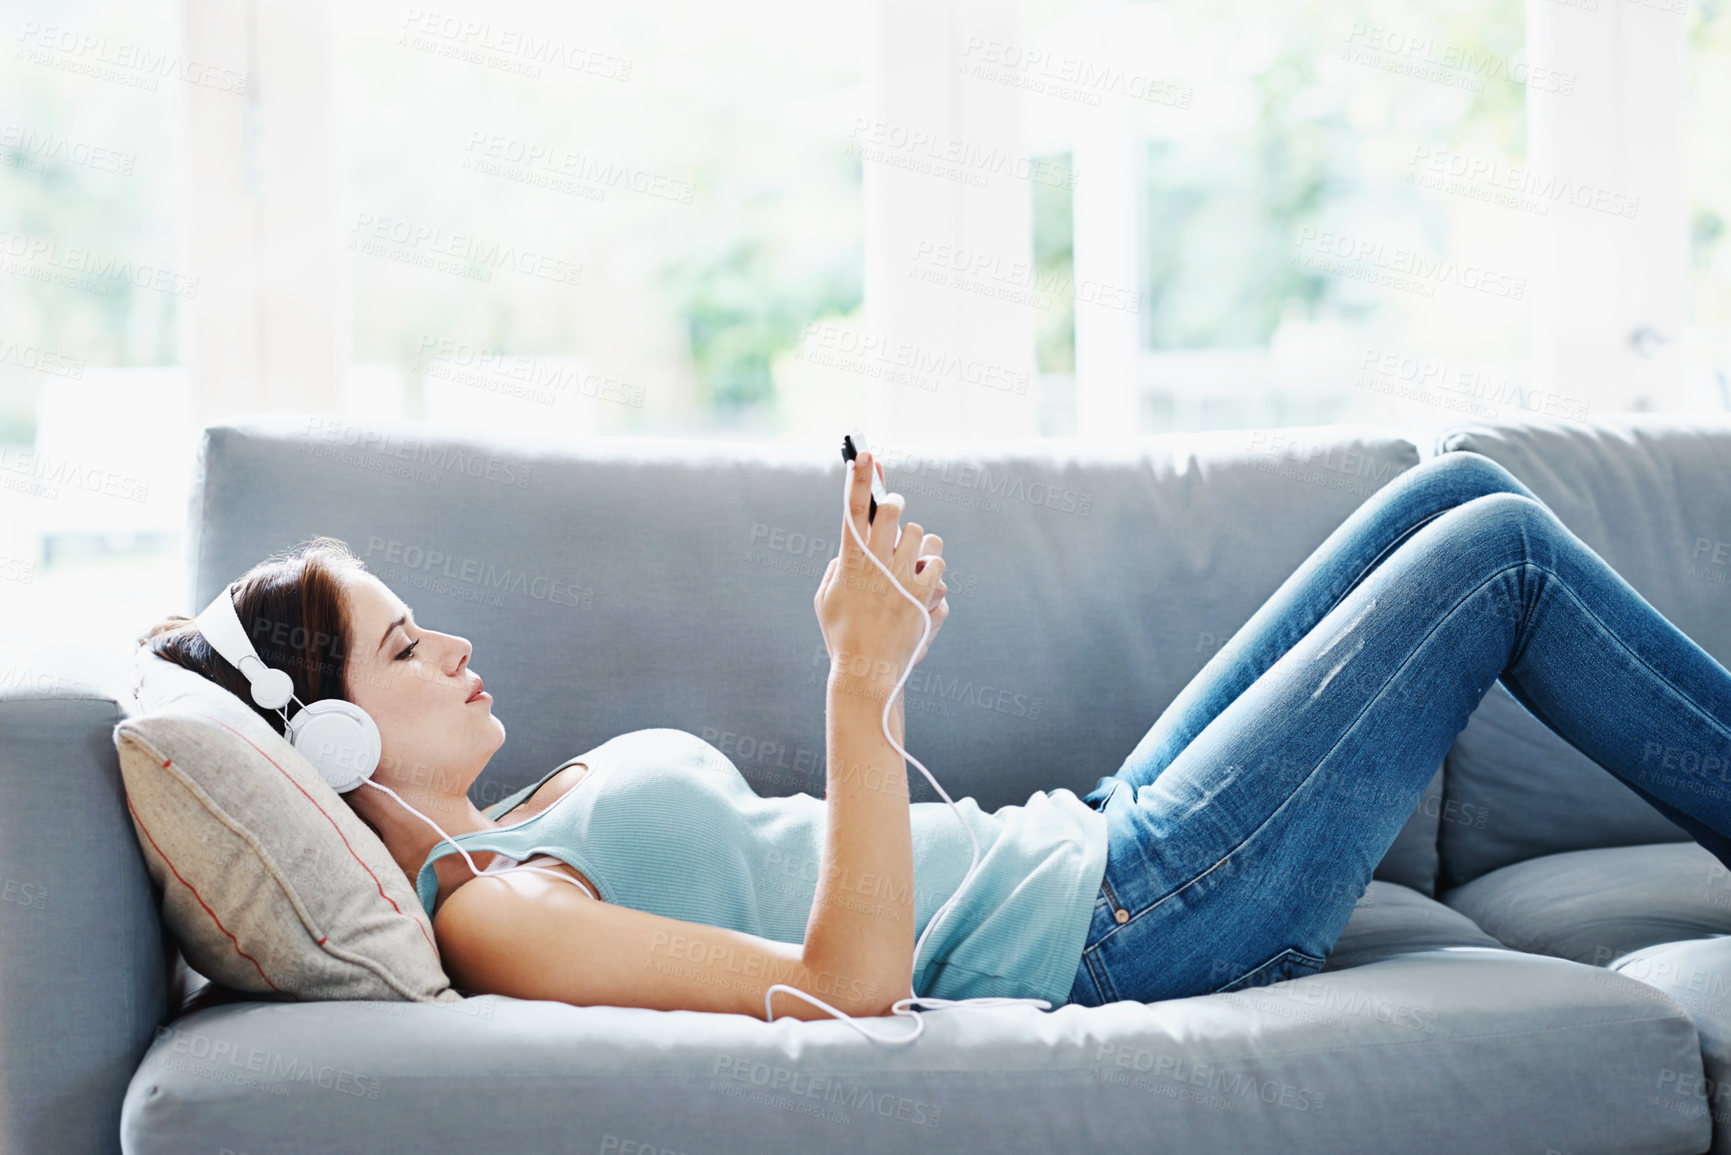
[194,581,382,793]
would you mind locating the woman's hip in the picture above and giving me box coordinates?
[1067,775,1366,1007]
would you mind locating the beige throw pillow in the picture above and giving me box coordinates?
[114,646,463,1003]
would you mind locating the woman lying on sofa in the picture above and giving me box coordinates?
[141,448,1731,1033]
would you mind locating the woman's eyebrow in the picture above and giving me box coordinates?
[376,609,416,652]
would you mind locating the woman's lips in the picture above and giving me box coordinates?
[466,677,487,703]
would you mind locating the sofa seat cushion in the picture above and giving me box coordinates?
[1441,843,1731,966]
[1320,881,1504,973]
[123,948,1710,1155]
[1613,938,1731,1153]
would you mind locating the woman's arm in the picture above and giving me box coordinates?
[433,865,892,1020]
[804,447,946,1011]
[801,665,916,1010]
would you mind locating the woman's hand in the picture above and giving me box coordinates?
[814,449,948,683]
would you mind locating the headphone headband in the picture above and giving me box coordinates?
[194,584,297,710]
[192,581,381,792]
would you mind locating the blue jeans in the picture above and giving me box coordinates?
[1066,451,1731,1007]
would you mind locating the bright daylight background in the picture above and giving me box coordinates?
[2,0,1728,684]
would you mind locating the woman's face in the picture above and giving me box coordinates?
[340,570,504,790]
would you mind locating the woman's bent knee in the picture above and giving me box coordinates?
[1433,491,1558,567]
[1430,450,1535,501]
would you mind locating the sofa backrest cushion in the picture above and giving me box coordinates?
[1432,415,1731,889]
[115,648,464,1003]
[186,418,1438,889]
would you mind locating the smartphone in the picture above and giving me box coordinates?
[840,429,888,524]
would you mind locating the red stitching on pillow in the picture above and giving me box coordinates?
[126,792,287,995]
[190,712,439,953]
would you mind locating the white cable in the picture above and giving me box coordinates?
[363,779,599,901]
[762,458,1052,1044]
[268,690,596,902]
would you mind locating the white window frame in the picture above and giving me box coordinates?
[1525,0,1689,414]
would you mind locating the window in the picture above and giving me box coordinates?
[1,0,194,676]
[1687,0,1731,408]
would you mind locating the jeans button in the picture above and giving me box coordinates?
[1113,908,1130,924]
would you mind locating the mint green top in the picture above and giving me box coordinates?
[415,728,1108,1006]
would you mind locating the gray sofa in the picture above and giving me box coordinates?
[4,412,1731,1155]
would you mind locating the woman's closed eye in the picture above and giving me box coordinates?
[395,638,421,661]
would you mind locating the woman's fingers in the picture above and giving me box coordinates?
[912,533,944,575]
[892,520,923,577]
[868,493,905,564]
[843,451,874,547]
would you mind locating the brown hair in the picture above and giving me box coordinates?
[139,536,367,737]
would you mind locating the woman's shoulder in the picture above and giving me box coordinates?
[490,729,737,819]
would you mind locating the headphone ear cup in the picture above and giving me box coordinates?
[286,700,382,794]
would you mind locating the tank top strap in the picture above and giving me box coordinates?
[481,754,588,820]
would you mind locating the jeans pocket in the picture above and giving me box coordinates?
[1208,946,1328,995]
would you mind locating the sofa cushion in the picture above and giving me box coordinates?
[121,948,1710,1155]
[1430,415,1731,888]
[187,418,1444,891]
[115,648,462,1004]
[1441,842,1731,966]
[1320,880,1503,973]
[1614,938,1731,1154]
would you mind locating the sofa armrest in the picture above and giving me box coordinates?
[0,664,171,1155]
